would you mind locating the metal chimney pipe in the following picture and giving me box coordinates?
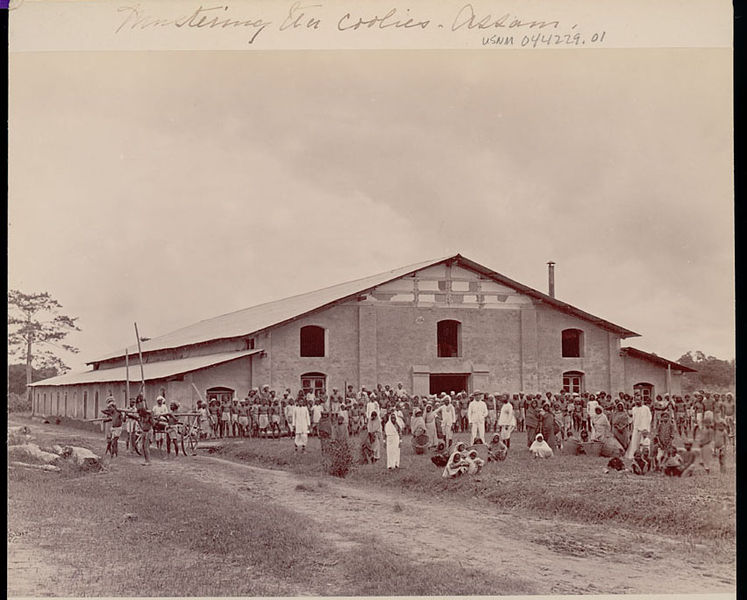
[547,261,555,298]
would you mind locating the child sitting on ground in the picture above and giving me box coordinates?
[631,449,650,475]
[663,446,684,477]
[639,429,652,462]
[465,449,485,475]
[680,440,699,476]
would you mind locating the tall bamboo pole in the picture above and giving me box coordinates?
[125,349,131,405]
[134,322,146,401]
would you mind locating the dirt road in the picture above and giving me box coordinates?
[9,419,736,596]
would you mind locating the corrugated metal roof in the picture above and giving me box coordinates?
[620,347,696,373]
[31,350,261,387]
[89,256,450,363]
[89,253,639,364]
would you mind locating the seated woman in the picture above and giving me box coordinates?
[442,451,469,478]
[430,440,450,468]
[465,449,485,475]
[530,433,554,458]
[487,433,508,462]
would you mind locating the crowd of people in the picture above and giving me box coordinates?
[100,383,735,474]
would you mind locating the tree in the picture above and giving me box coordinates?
[8,363,60,396]
[8,290,80,409]
[676,351,736,394]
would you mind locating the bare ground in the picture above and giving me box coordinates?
[8,418,736,596]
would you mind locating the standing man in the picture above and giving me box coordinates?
[152,394,170,451]
[625,394,652,459]
[135,395,154,465]
[497,394,516,449]
[293,399,311,452]
[586,394,600,435]
[467,391,488,445]
[101,398,123,457]
[124,397,138,452]
[435,395,456,448]
[284,397,296,439]
[311,398,324,437]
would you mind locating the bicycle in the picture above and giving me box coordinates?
[176,413,202,456]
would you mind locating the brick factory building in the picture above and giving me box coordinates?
[30,254,694,418]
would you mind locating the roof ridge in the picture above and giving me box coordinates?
[190,254,455,325]
[90,254,455,362]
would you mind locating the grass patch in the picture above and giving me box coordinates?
[8,462,332,596]
[8,449,538,597]
[337,534,536,596]
[216,431,736,540]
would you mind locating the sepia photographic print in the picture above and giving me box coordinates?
[8,1,734,598]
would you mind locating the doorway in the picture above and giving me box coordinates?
[206,386,235,404]
[429,374,469,395]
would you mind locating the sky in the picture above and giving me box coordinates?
[8,49,733,372]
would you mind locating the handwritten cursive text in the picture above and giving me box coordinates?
[116,4,271,44]
[452,3,560,32]
[338,7,430,31]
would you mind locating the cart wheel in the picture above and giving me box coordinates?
[182,430,199,456]
[133,432,142,456]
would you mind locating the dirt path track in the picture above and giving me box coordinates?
[163,454,734,596]
[10,419,736,596]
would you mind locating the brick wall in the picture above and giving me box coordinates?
[622,354,682,396]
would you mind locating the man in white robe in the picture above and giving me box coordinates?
[467,391,488,445]
[625,395,652,458]
[293,401,311,452]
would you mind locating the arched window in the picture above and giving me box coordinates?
[300,325,326,357]
[633,382,654,400]
[437,320,461,357]
[562,371,584,394]
[301,372,326,398]
[561,328,584,358]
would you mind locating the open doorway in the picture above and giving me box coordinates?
[429,374,469,395]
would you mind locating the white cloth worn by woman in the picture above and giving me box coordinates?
[530,433,554,458]
[384,418,401,469]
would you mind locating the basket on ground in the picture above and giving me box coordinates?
[585,441,603,456]
[412,433,429,455]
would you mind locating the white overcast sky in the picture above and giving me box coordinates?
[8,49,733,371]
